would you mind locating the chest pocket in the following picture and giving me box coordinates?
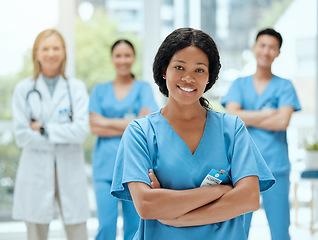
[261,97,278,109]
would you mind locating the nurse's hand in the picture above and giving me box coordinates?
[90,113,109,126]
[149,169,161,189]
[138,107,152,118]
[260,108,278,116]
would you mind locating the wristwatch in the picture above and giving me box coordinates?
[40,125,46,136]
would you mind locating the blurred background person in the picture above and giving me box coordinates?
[89,39,158,240]
[11,29,90,240]
[222,28,301,240]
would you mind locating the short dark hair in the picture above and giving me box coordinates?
[153,28,221,108]
[256,28,283,49]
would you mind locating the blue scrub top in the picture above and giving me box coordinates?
[111,109,275,240]
[221,75,301,176]
[89,80,158,180]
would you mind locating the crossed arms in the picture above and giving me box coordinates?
[128,169,260,227]
[225,102,294,131]
[90,108,152,137]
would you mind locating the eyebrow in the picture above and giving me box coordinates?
[173,60,208,67]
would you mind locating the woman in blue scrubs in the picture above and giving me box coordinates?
[89,39,158,240]
[110,28,275,240]
[222,28,301,240]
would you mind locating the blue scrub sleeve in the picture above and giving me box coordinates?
[111,120,154,201]
[221,78,243,107]
[228,117,275,192]
[89,84,103,114]
[140,83,159,112]
[278,81,301,111]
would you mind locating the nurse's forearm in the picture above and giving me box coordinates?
[228,109,274,127]
[90,125,124,137]
[90,113,132,131]
[253,115,288,130]
[159,176,260,227]
[225,102,274,126]
[128,182,232,220]
[103,118,133,130]
[251,106,294,131]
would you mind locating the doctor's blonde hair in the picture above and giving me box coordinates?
[32,29,67,80]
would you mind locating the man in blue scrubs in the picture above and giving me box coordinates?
[222,28,301,240]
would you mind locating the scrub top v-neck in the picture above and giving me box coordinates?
[111,109,275,240]
[221,75,301,175]
[251,75,274,97]
[158,111,208,157]
[89,80,159,180]
[111,81,136,103]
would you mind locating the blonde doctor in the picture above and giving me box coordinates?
[12,29,89,240]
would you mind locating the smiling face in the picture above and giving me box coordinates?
[36,34,66,77]
[165,45,209,106]
[111,42,135,77]
[253,34,280,69]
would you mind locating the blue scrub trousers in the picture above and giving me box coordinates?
[244,174,290,240]
[94,180,139,240]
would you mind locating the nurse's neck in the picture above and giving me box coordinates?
[162,101,205,121]
[114,74,134,85]
[254,66,273,82]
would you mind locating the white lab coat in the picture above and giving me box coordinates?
[12,74,90,224]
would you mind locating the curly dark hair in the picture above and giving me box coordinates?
[153,28,221,108]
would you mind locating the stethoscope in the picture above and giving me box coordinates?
[26,76,73,122]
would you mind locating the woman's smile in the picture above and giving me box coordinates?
[178,85,196,93]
